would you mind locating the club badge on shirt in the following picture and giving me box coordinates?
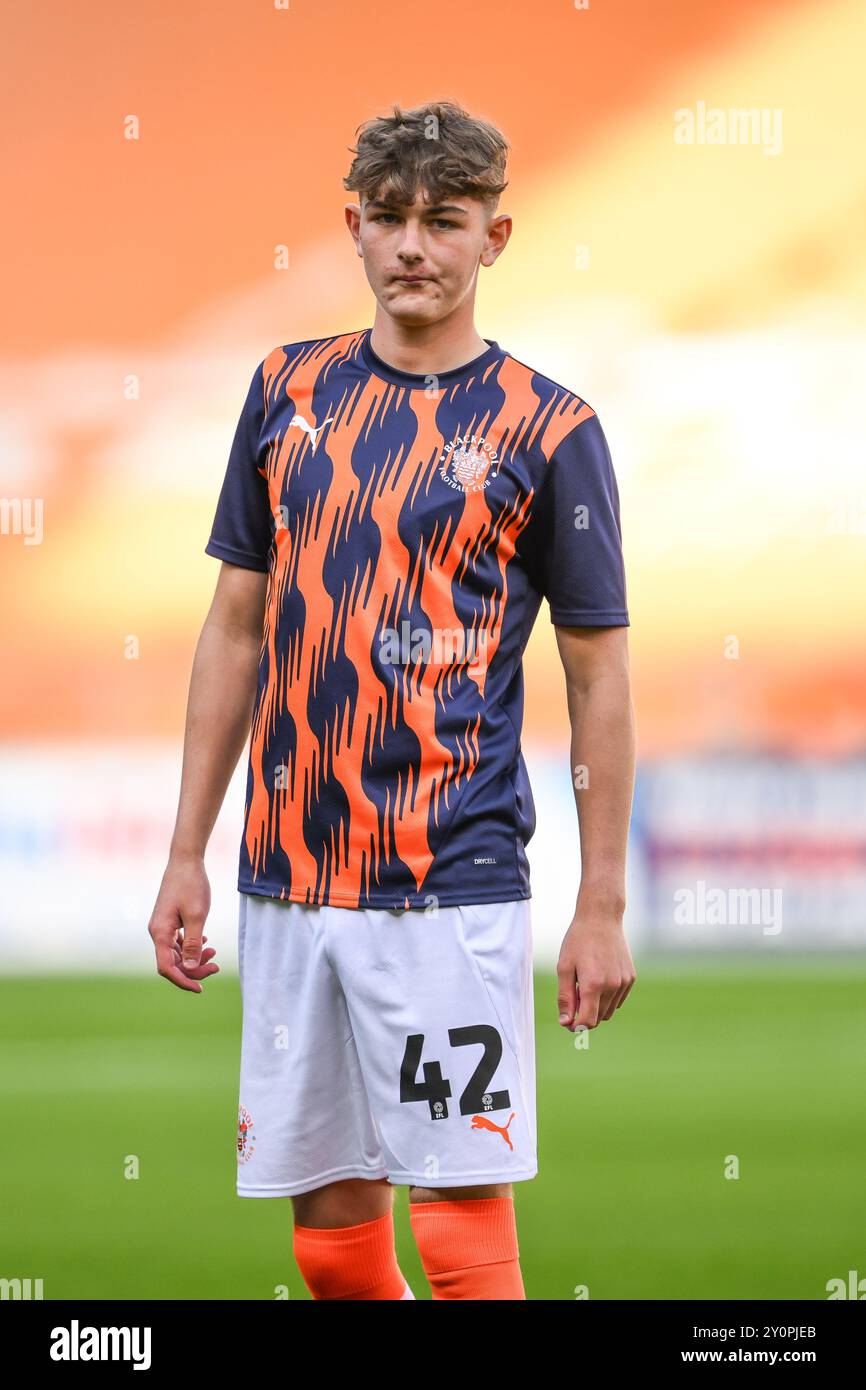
[439,434,500,492]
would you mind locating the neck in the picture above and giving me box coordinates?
[369,307,488,376]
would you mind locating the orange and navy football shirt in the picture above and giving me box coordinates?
[205,328,629,909]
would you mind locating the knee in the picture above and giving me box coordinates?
[409,1182,512,1204]
[290,1179,408,1301]
[292,1176,392,1229]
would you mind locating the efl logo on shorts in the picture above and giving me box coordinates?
[439,435,500,493]
[237,1105,256,1164]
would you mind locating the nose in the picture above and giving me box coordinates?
[396,219,424,261]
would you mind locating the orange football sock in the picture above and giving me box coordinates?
[293,1209,412,1300]
[409,1196,525,1300]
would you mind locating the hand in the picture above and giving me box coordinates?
[556,902,636,1031]
[148,852,219,993]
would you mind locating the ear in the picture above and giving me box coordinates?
[344,202,363,254]
[481,213,512,268]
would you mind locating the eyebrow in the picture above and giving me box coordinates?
[366,200,469,216]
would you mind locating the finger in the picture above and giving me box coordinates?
[153,935,203,992]
[600,982,626,1022]
[152,929,180,980]
[179,915,206,969]
[159,962,204,993]
[171,941,219,979]
[171,934,211,952]
[556,963,578,1028]
[180,958,221,981]
[617,974,637,1008]
[172,944,217,965]
[150,914,208,992]
[574,979,602,1030]
[169,931,212,959]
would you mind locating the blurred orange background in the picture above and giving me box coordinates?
[2,0,864,758]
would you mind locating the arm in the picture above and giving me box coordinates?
[148,561,267,992]
[554,623,637,1031]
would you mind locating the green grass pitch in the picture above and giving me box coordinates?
[1,958,863,1300]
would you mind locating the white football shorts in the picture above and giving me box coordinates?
[235,892,538,1196]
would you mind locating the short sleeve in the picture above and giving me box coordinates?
[204,360,272,572]
[527,412,629,626]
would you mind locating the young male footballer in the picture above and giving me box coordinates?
[149,100,637,1301]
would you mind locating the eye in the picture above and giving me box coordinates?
[372,212,398,224]
[433,219,457,229]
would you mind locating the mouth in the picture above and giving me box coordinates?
[394,276,431,285]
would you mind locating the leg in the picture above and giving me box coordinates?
[292,1175,394,1228]
[409,1181,511,1204]
[408,1180,526,1300]
[236,897,409,1298]
[291,1177,414,1300]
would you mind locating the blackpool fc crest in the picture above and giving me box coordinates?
[439,434,500,493]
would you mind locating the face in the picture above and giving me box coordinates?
[345,188,510,326]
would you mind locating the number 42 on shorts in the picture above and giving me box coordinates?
[399,1024,512,1121]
